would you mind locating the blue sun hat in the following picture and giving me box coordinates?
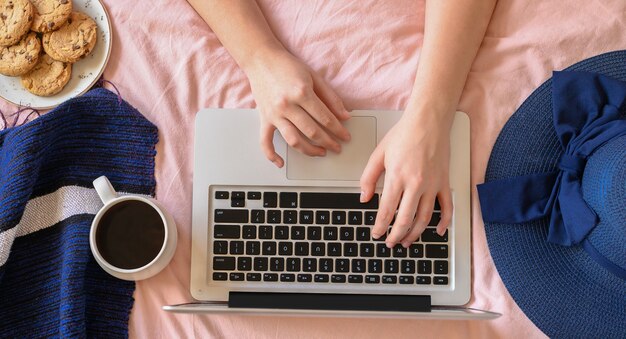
[477,50,626,338]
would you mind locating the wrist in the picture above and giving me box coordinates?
[239,43,290,76]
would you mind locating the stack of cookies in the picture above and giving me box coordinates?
[0,0,97,97]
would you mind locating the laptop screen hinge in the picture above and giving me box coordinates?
[228,292,431,312]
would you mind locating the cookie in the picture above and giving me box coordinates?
[21,54,71,96]
[30,0,72,33]
[0,32,40,76]
[0,0,34,47]
[42,11,96,63]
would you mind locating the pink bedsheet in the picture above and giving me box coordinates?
[9,0,626,337]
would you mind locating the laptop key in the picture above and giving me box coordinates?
[340,227,354,241]
[348,211,362,225]
[298,274,312,282]
[215,209,248,223]
[416,276,431,285]
[331,274,346,283]
[316,210,330,224]
[418,260,432,274]
[351,259,366,273]
[384,259,399,273]
[360,243,374,257]
[212,257,234,270]
[247,191,262,200]
[229,241,244,255]
[275,226,289,239]
[311,242,325,256]
[213,241,227,254]
[242,225,256,239]
[286,258,301,272]
[283,210,297,224]
[251,210,265,224]
[303,258,317,272]
[323,227,338,240]
[434,276,449,285]
[376,243,391,257]
[300,193,379,209]
[263,273,278,281]
[409,244,424,258]
[262,242,276,255]
[246,241,260,255]
[291,226,305,240]
[429,212,441,226]
[422,228,448,242]
[215,191,229,199]
[270,257,285,271]
[259,226,272,239]
[399,276,414,284]
[426,244,448,258]
[344,243,358,257]
[295,242,309,256]
[299,210,314,224]
[434,260,448,274]
[365,275,380,284]
[336,259,349,272]
[332,211,346,225]
[280,273,296,282]
[232,191,245,200]
[237,257,252,271]
[254,257,268,271]
[314,274,329,282]
[231,199,245,208]
[382,276,397,284]
[393,245,407,258]
[328,243,342,256]
[230,272,244,281]
[401,260,416,274]
[246,273,261,281]
[319,258,333,272]
[279,192,298,208]
[213,272,227,281]
[368,259,382,273]
[307,226,322,240]
[278,242,293,255]
[267,210,281,223]
[214,225,240,239]
[263,192,277,208]
[364,211,376,225]
[348,275,363,283]
[356,227,370,241]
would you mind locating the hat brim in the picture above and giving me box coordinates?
[483,50,626,337]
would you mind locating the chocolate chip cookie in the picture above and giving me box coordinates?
[21,53,71,96]
[0,32,40,76]
[30,0,72,33]
[42,11,97,63]
[0,0,34,47]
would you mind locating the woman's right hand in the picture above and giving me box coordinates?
[244,49,352,168]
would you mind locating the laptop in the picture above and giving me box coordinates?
[164,109,499,319]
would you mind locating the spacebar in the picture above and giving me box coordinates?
[229,292,430,312]
[300,193,379,209]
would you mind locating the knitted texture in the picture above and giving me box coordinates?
[0,88,158,338]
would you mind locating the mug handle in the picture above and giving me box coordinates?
[93,176,118,204]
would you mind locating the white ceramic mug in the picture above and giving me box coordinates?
[90,176,177,281]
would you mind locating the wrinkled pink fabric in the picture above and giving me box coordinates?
[4,0,625,337]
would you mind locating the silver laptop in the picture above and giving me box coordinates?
[164,109,498,319]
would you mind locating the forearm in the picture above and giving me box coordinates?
[408,0,497,124]
[186,0,286,72]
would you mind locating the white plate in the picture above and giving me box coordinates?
[0,0,112,109]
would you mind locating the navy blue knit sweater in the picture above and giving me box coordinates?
[0,88,158,338]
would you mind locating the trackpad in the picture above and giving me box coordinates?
[287,117,377,181]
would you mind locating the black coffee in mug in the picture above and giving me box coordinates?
[95,200,165,270]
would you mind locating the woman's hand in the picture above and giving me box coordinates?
[360,107,453,248]
[245,49,351,168]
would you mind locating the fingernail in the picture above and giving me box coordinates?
[343,132,351,141]
[386,242,394,248]
[360,191,366,202]
[343,109,350,118]
[437,228,446,236]
[372,232,380,239]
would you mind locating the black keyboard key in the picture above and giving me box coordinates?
[247,191,261,200]
[416,276,431,285]
[344,243,358,257]
[262,242,276,255]
[319,258,333,272]
[316,211,330,224]
[331,274,347,283]
[336,259,349,272]
[242,225,256,239]
[365,275,380,284]
[401,260,416,274]
[377,243,391,257]
[426,244,448,258]
[213,272,227,280]
[409,244,424,258]
[264,273,278,281]
[315,274,329,282]
[215,191,229,199]
[365,211,376,225]
[340,227,354,241]
[247,273,261,281]
[281,273,296,282]
[246,241,260,255]
[399,276,414,284]
[279,242,293,255]
[283,210,298,224]
[332,211,346,225]
[311,242,325,256]
[382,276,397,284]
[303,258,317,272]
[213,257,235,270]
[299,210,314,224]
[360,243,375,257]
[270,257,285,271]
[229,241,244,255]
[231,199,245,207]
[267,210,281,223]
[384,259,399,273]
[422,228,448,242]
[429,212,441,226]
[254,257,268,271]
[298,274,313,282]
[230,272,244,281]
[348,211,362,225]
[300,193,379,209]
[434,276,449,285]
[434,260,448,274]
[295,242,309,256]
[324,227,338,240]
[259,226,272,239]
[418,260,432,274]
[286,258,301,272]
[351,259,366,273]
[232,191,245,199]
[356,227,370,241]
[251,210,265,224]
[275,226,289,239]
[434,199,441,211]
[328,243,342,256]
[237,257,252,271]
[215,209,248,223]
[263,192,277,208]
[279,192,298,208]
[214,225,240,239]
[213,241,228,254]
[393,245,407,258]
[368,259,382,273]
[348,275,363,283]
[291,226,306,240]
[307,226,322,240]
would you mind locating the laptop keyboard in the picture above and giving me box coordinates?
[210,187,450,287]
